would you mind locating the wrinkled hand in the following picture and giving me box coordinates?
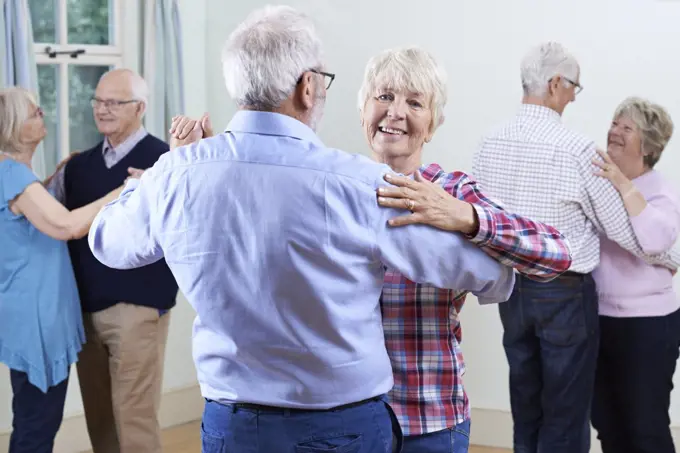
[169,113,213,149]
[43,151,78,186]
[592,148,630,192]
[55,150,78,172]
[124,167,145,184]
[376,171,479,235]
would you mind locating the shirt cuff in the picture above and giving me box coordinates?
[121,178,140,196]
[467,204,495,246]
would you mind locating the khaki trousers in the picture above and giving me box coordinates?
[77,303,170,453]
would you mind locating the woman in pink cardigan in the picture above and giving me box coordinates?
[591,96,679,453]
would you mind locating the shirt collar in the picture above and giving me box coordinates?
[225,111,325,148]
[517,103,562,123]
[102,126,147,154]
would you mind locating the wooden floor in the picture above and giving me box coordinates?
[154,420,510,453]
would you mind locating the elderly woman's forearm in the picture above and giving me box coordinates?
[469,205,572,279]
[65,186,123,239]
[618,182,647,217]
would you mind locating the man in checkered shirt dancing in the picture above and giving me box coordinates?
[472,42,680,453]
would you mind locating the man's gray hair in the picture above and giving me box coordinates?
[128,70,149,105]
[520,42,579,97]
[357,47,448,132]
[222,5,324,110]
[100,68,148,104]
[614,96,674,168]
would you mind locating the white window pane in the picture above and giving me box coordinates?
[37,64,61,175]
[67,0,114,46]
[29,0,59,44]
[69,65,110,151]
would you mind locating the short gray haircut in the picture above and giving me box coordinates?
[520,42,579,97]
[128,71,149,105]
[222,5,324,110]
[0,87,37,154]
[357,47,448,132]
[100,68,149,104]
[614,96,674,168]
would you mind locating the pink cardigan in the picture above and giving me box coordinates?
[593,170,680,317]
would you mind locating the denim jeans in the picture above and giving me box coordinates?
[200,396,402,453]
[499,272,599,453]
[401,419,471,453]
[592,307,680,453]
[9,370,69,453]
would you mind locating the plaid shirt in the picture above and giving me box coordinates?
[381,163,572,436]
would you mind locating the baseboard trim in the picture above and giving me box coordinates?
[0,383,204,453]
[470,407,680,452]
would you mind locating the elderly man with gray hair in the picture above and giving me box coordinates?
[86,5,516,453]
[47,68,178,453]
[471,42,680,453]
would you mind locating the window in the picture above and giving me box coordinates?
[29,0,123,174]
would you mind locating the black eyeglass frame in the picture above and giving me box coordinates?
[549,75,583,95]
[298,69,335,90]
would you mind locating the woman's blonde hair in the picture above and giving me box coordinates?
[0,87,38,154]
[614,96,674,168]
[357,47,447,133]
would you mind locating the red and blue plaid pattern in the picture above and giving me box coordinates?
[381,164,572,436]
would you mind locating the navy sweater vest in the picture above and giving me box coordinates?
[64,134,179,313]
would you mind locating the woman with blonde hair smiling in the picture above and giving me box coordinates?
[165,46,572,453]
[360,47,572,452]
[0,86,133,452]
[591,96,680,453]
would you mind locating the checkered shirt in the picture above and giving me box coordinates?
[381,162,572,436]
[471,103,680,273]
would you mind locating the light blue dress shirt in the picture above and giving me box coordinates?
[89,111,514,409]
[0,159,85,392]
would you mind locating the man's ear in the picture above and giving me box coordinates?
[296,71,316,110]
[548,77,561,96]
[137,101,147,119]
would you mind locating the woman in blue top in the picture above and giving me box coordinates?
[0,87,132,453]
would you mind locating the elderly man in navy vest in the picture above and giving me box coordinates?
[47,68,178,453]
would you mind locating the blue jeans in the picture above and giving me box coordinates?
[9,369,69,453]
[401,419,471,453]
[592,307,680,453]
[499,273,599,453]
[200,396,402,453]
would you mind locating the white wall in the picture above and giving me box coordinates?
[4,0,680,446]
[205,0,680,425]
[0,0,207,436]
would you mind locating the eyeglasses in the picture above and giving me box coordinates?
[549,75,582,95]
[299,69,336,90]
[91,98,140,111]
[563,76,583,95]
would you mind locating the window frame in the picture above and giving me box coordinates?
[32,0,125,161]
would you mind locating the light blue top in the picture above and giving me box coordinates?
[0,159,84,392]
[89,111,515,409]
